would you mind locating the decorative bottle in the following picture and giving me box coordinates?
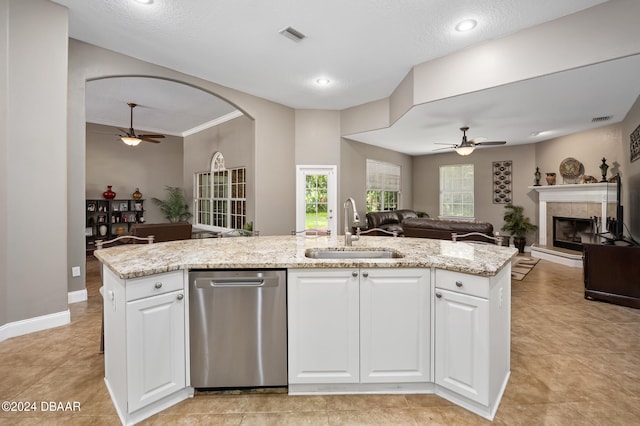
[103,185,116,200]
[534,167,541,186]
[132,188,143,200]
[599,158,609,182]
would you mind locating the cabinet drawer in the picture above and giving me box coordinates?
[435,269,489,299]
[125,271,184,301]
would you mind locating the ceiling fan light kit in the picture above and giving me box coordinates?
[121,136,142,146]
[434,126,507,156]
[118,102,165,146]
[455,146,475,156]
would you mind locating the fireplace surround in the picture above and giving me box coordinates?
[530,183,617,267]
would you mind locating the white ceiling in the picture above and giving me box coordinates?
[52,0,640,155]
[346,54,640,155]
[85,78,239,137]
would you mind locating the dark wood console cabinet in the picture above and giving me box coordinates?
[583,243,640,309]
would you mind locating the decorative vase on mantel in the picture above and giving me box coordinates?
[132,188,143,200]
[534,167,541,186]
[546,173,556,186]
[103,185,116,200]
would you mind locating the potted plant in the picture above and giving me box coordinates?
[501,204,537,253]
[152,186,192,223]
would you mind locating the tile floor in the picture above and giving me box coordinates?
[1,256,640,425]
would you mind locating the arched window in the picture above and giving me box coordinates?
[211,151,225,172]
[194,152,246,230]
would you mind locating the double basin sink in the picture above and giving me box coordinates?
[305,247,404,259]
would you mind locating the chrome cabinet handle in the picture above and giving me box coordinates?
[352,271,358,277]
[362,271,369,278]
[155,282,163,289]
[177,293,184,300]
[435,292,442,298]
[455,280,463,287]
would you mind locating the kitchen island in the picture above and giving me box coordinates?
[95,235,517,425]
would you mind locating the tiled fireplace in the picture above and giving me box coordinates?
[530,183,617,267]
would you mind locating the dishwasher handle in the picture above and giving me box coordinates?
[194,277,274,288]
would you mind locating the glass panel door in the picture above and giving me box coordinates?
[296,166,337,236]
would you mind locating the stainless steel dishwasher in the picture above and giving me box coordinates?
[189,269,287,388]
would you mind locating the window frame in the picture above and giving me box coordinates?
[439,164,475,219]
[366,159,401,212]
[193,152,246,232]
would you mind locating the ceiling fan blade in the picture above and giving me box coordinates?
[432,146,456,152]
[475,141,507,146]
[140,136,161,143]
[434,142,457,146]
[138,134,165,139]
[469,137,487,143]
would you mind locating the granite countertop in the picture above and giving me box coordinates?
[94,235,518,280]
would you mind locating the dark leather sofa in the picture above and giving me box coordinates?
[364,209,418,236]
[130,222,193,243]
[364,209,495,243]
[402,217,495,243]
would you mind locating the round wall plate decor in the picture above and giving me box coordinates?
[559,157,583,180]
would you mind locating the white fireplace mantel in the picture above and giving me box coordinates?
[529,183,617,257]
[530,183,617,246]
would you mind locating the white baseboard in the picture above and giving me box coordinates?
[0,310,70,342]
[68,289,88,304]
[530,244,583,268]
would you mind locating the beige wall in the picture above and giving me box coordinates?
[412,144,538,244]
[295,110,341,165]
[1,0,68,326]
[183,115,255,225]
[86,123,184,224]
[69,39,297,294]
[622,95,640,241]
[534,123,630,242]
[0,0,7,327]
[411,121,637,247]
[341,138,413,229]
[534,124,624,184]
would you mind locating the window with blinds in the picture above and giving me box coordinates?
[366,159,401,212]
[439,164,474,218]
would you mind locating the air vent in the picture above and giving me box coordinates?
[279,26,306,42]
[592,115,612,123]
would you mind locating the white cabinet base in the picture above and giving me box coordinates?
[288,377,509,421]
[435,371,510,421]
[105,380,193,426]
[289,382,435,395]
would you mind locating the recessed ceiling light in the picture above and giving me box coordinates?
[455,19,477,32]
[134,0,153,4]
[315,78,331,86]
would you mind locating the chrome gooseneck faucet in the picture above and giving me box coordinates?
[344,197,361,246]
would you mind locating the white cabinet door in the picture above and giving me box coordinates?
[288,269,359,384]
[360,268,430,383]
[434,288,489,405]
[126,290,186,412]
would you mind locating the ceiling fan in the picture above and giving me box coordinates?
[118,102,165,146]
[434,126,506,156]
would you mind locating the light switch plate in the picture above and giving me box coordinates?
[72,266,81,277]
